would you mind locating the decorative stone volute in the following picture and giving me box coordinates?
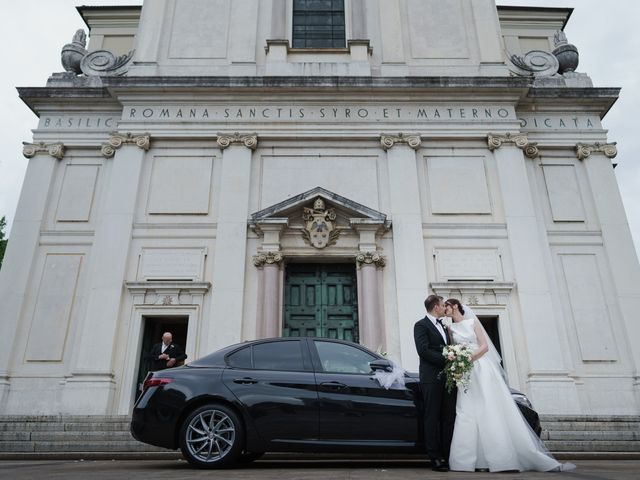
[553,30,579,74]
[80,49,135,77]
[487,133,539,159]
[217,132,258,150]
[101,133,150,158]
[22,142,65,160]
[575,142,617,161]
[508,50,559,77]
[253,251,283,267]
[380,133,422,151]
[61,30,87,74]
[356,251,386,268]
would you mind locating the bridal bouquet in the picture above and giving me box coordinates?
[441,343,474,393]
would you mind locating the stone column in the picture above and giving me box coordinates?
[0,143,64,401]
[253,252,284,338]
[65,133,149,413]
[489,133,580,413]
[129,0,169,74]
[204,133,256,352]
[356,251,386,352]
[382,134,427,370]
[578,143,640,388]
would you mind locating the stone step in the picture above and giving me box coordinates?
[545,440,640,452]
[541,421,640,431]
[0,431,136,442]
[540,415,640,422]
[542,430,640,441]
[0,422,131,432]
[0,441,169,453]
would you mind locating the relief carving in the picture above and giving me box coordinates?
[217,132,258,150]
[356,251,386,268]
[487,133,539,159]
[253,251,283,267]
[380,133,422,151]
[575,142,617,161]
[301,197,339,249]
[22,142,65,160]
[101,133,150,158]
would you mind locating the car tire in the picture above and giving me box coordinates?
[179,403,244,468]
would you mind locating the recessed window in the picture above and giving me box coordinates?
[293,0,345,48]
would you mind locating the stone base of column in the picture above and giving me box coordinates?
[526,375,581,414]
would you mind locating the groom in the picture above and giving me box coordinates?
[414,294,457,472]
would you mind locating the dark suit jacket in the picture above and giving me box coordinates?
[414,316,449,383]
[145,342,187,371]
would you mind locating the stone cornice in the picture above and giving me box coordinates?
[217,132,258,150]
[575,142,617,160]
[487,133,539,158]
[380,133,422,151]
[101,132,150,158]
[22,142,65,159]
[253,251,283,267]
[356,251,386,268]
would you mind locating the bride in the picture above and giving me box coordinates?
[444,298,574,472]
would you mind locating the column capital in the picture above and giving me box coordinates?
[101,132,150,158]
[487,133,539,159]
[217,132,258,150]
[253,251,283,268]
[22,142,65,160]
[356,251,386,268]
[576,142,617,160]
[380,133,421,151]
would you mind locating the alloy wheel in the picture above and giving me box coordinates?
[184,408,236,463]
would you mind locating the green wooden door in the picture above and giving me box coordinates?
[283,264,358,342]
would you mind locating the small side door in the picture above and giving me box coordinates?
[222,339,318,442]
[311,340,419,444]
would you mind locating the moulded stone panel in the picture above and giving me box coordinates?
[137,248,207,281]
[147,156,213,214]
[56,164,99,222]
[542,165,585,222]
[168,0,229,59]
[560,254,617,361]
[261,155,379,209]
[427,156,491,214]
[25,254,83,362]
[407,0,469,59]
[434,248,503,281]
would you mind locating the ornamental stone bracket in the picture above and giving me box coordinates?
[487,133,539,159]
[125,281,211,306]
[575,142,617,161]
[23,142,65,160]
[217,132,258,150]
[380,133,422,151]
[356,251,386,268]
[101,133,150,158]
[253,251,284,268]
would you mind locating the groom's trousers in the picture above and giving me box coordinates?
[421,382,457,461]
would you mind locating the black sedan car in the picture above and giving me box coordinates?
[131,337,541,468]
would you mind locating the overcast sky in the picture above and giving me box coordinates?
[1,0,638,259]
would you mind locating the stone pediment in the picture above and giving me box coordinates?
[250,187,388,226]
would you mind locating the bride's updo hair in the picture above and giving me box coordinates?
[445,298,465,316]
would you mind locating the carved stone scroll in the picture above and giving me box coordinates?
[22,142,65,160]
[356,251,386,268]
[487,133,539,159]
[217,132,258,150]
[253,251,283,267]
[380,133,422,151]
[575,142,617,161]
[80,49,135,77]
[101,133,150,158]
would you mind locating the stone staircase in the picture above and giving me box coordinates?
[0,415,638,459]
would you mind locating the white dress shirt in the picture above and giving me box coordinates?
[426,313,447,343]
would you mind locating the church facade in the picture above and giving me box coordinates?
[1,0,639,417]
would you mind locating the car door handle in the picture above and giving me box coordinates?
[233,377,258,385]
[320,381,348,390]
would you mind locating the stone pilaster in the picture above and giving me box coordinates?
[575,142,617,161]
[101,132,150,158]
[205,134,257,352]
[253,252,284,339]
[383,134,428,370]
[380,133,421,151]
[22,142,65,160]
[488,133,539,159]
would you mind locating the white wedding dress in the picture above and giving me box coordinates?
[448,318,572,472]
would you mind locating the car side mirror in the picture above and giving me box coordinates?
[369,359,393,372]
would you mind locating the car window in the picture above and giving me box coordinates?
[314,341,376,374]
[252,341,305,371]
[226,346,252,368]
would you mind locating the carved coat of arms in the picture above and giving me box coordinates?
[302,198,340,249]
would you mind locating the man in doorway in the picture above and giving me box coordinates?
[414,294,457,472]
[146,332,187,371]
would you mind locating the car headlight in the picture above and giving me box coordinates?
[512,393,533,409]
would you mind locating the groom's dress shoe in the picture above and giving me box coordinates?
[431,459,449,472]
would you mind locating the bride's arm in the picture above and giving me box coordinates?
[471,320,489,361]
